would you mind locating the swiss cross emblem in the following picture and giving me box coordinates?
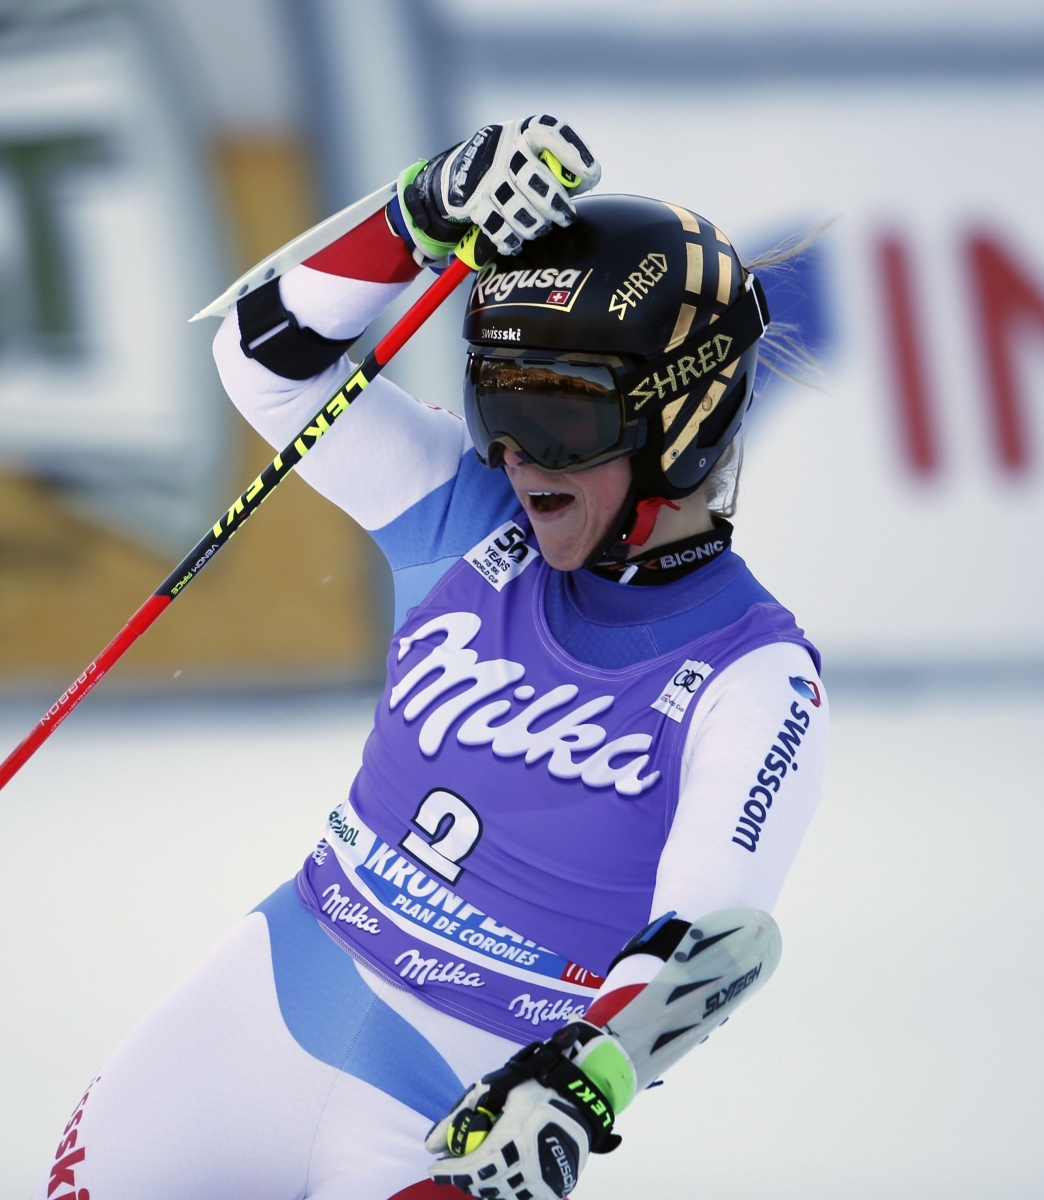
[547,289,571,305]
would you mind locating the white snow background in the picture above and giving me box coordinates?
[2,687,1041,1199]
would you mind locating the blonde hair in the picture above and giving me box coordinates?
[702,433,744,518]
[702,221,832,516]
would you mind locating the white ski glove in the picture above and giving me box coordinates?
[425,909,781,1198]
[399,115,601,259]
[426,1023,634,1199]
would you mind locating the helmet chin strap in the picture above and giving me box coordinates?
[620,496,681,547]
[584,487,680,570]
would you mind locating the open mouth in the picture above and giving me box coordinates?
[527,490,575,515]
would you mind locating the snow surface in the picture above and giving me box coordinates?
[2,688,1042,1199]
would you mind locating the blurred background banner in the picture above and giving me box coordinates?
[0,1,385,692]
[0,11,225,546]
[3,0,1043,697]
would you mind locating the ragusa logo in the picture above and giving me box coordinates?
[473,261,583,305]
[389,611,660,796]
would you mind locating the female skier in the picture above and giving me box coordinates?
[33,116,827,1200]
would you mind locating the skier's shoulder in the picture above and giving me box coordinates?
[692,620,825,737]
[710,548,780,613]
[668,551,822,712]
[715,551,818,664]
[373,446,518,573]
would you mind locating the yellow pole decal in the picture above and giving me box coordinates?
[298,413,330,444]
[225,496,245,526]
[326,371,368,416]
[245,474,265,501]
[539,150,581,189]
[455,224,484,271]
[293,417,330,456]
[326,394,348,417]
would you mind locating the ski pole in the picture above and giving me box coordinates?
[0,228,488,791]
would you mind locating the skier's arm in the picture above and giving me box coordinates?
[658,639,828,914]
[425,910,779,1199]
[212,209,474,537]
[212,112,601,535]
[594,640,828,1001]
[212,116,601,623]
[214,249,518,630]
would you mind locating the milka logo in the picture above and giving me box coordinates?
[390,612,660,796]
[394,948,483,988]
[509,993,588,1026]
[321,883,380,935]
[474,262,583,305]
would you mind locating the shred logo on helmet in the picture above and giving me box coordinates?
[461,193,771,517]
[609,252,668,319]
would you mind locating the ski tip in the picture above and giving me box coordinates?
[186,179,398,327]
[189,295,232,322]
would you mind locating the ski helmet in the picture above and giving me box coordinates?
[461,193,770,504]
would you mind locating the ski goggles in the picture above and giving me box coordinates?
[464,353,644,473]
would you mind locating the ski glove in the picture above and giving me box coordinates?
[399,115,601,260]
[426,1023,634,1199]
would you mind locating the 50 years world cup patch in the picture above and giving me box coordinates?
[465,519,540,591]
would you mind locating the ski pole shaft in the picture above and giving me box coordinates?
[0,251,476,791]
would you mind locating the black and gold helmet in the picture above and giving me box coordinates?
[462,193,769,498]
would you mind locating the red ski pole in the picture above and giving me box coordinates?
[0,237,485,791]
